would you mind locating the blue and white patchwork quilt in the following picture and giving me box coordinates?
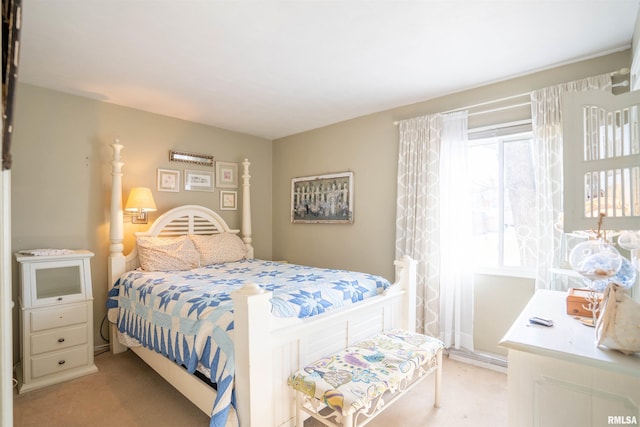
[106,259,390,427]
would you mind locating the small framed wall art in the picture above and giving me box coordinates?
[220,190,238,210]
[184,169,214,192]
[157,168,180,192]
[216,161,238,188]
[291,171,354,224]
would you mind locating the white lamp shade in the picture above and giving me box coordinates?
[125,187,157,212]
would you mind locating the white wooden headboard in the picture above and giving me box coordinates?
[139,204,239,237]
[124,204,250,272]
[108,141,254,288]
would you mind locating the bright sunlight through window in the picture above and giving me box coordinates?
[468,133,536,274]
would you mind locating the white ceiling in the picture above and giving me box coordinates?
[17,1,640,140]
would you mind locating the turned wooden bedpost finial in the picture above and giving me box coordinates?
[109,139,128,354]
[110,140,124,263]
[236,283,264,295]
[241,158,254,258]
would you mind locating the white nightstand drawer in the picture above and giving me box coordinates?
[30,303,88,332]
[31,346,89,378]
[30,324,88,355]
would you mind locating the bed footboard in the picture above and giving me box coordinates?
[231,256,417,426]
[108,141,418,426]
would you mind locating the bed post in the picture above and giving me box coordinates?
[394,255,417,332]
[231,283,273,426]
[109,140,127,354]
[241,158,254,258]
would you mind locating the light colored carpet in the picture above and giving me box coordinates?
[13,350,507,426]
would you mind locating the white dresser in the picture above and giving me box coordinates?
[500,290,640,427]
[16,250,98,393]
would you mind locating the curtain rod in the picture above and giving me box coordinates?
[468,101,530,117]
[440,91,530,115]
[393,91,530,125]
[393,68,628,125]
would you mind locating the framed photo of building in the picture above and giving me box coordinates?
[291,171,353,224]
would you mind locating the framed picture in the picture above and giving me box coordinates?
[216,161,238,188]
[184,169,214,192]
[291,171,354,224]
[157,168,180,192]
[220,190,237,210]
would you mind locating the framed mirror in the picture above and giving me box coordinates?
[169,150,214,166]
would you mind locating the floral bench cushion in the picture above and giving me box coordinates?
[289,329,444,416]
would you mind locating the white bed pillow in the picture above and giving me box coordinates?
[190,233,247,265]
[136,235,200,271]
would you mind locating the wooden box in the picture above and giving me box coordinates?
[566,288,603,318]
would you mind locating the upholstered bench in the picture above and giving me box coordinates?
[288,329,444,427]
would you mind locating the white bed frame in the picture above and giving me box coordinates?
[107,142,417,426]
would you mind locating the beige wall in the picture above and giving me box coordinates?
[10,84,273,359]
[473,274,534,357]
[9,50,632,362]
[273,111,398,277]
[273,50,631,355]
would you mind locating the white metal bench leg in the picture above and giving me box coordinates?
[295,392,305,427]
[343,413,354,427]
[434,349,442,408]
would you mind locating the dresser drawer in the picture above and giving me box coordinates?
[30,324,88,356]
[30,303,88,332]
[31,346,89,378]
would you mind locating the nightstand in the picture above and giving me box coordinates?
[15,250,98,393]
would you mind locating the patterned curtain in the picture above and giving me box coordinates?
[531,73,611,290]
[395,114,441,336]
[395,111,473,352]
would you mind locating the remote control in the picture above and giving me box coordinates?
[529,316,554,327]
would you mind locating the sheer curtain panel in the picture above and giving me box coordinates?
[438,112,474,350]
[395,111,474,351]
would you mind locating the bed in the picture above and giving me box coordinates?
[107,142,417,427]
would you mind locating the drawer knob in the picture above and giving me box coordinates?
[58,360,66,365]
[57,338,65,343]
[57,297,63,301]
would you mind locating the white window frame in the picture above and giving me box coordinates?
[468,131,536,278]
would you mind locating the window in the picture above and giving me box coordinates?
[468,132,536,274]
